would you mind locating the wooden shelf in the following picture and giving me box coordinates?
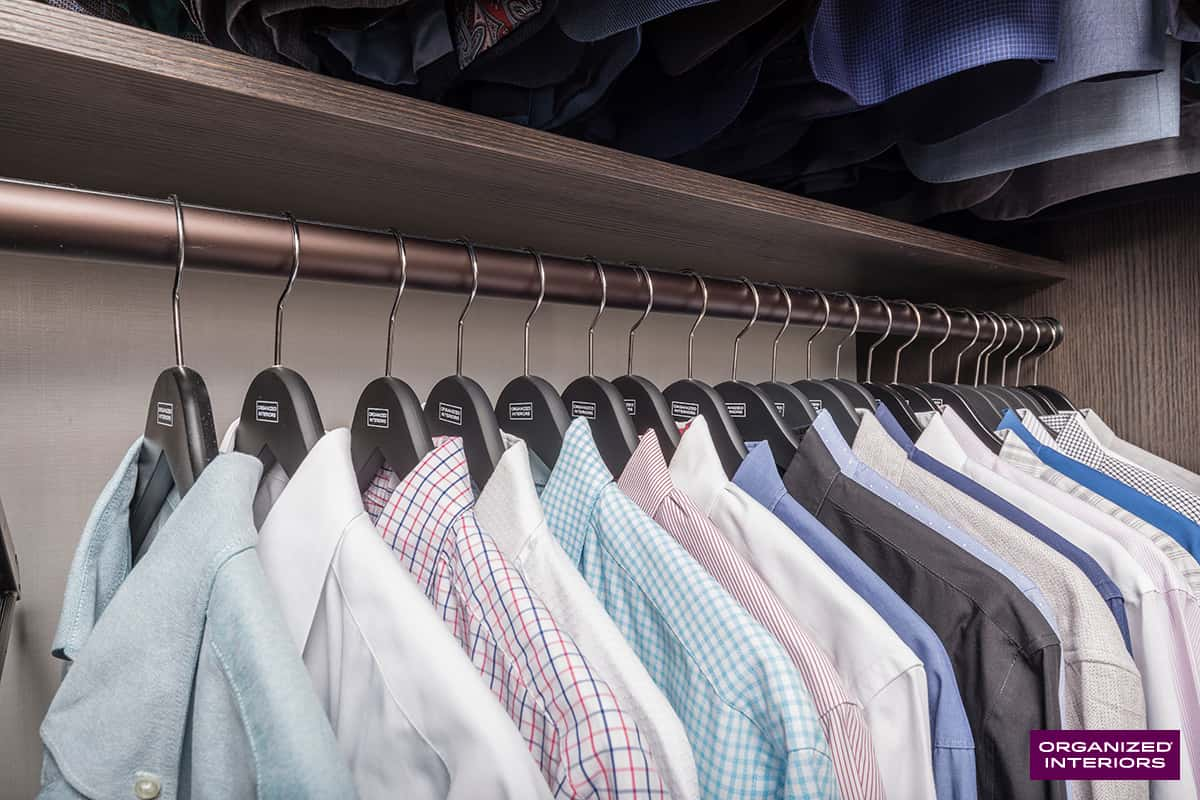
[0,1,1066,297]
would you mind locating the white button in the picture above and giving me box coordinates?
[133,774,161,799]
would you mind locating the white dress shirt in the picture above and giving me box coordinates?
[226,425,552,800]
[475,432,701,800]
[920,413,1195,800]
[669,417,937,800]
[1079,411,1200,496]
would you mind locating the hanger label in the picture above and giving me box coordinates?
[725,402,747,419]
[155,402,174,428]
[255,400,279,424]
[508,402,533,421]
[931,397,945,410]
[624,398,636,415]
[670,401,699,420]
[366,407,390,429]
[809,399,823,414]
[773,402,786,417]
[438,403,463,426]
[570,400,596,420]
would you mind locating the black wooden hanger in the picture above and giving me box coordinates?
[351,229,434,492]
[425,239,504,486]
[495,249,570,470]
[756,282,817,434]
[714,277,798,469]
[664,271,747,477]
[792,289,863,442]
[129,196,218,556]
[613,263,681,459]
[886,300,941,416]
[1024,317,1079,413]
[562,257,638,477]
[860,296,928,441]
[234,213,325,509]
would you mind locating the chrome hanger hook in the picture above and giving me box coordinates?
[682,270,708,380]
[864,297,892,383]
[999,314,1025,386]
[770,283,793,382]
[384,229,407,378]
[921,303,952,383]
[951,308,981,385]
[522,248,547,378]
[453,238,480,377]
[732,277,760,381]
[893,300,922,384]
[168,194,186,368]
[1032,317,1058,384]
[832,292,861,380]
[982,313,1008,385]
[275,212,303,367]
[584,256,608,378]
[805,289,831,380]
[627,263,653,376]
[1015,317,1041,386]
[974,312,1001,386]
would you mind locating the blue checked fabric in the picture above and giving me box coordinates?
[1031,411,1200,525]
[541,419,840,800]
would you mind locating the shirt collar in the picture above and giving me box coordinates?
[257,428,365,652]
[1014,408,1058,447]
[731,441,789,511]
[476,432,549,564]
[913,412,970,471]
[369,434,476,538]
[940,407,1000,467]
[810,409,856,472]
[616,430,677,517]
[874,404,916,454]
[667,415,729,517]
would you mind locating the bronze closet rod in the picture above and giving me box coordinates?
[0,177,1060,352]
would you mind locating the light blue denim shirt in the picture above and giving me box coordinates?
[39,440,354,800]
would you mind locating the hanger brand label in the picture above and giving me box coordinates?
[570,400,596,420]
[873,398,882,409]
[155,401,174,428]
[670,401,699,420]
[725,402,747,419]
[508,402,533,421]
[366,407,390,429]
[624,398,636,415]
[809,399,823,414]
[438,403,463,426]
[931,397,945,410]
[255,400,279,424]
[774,402,786,417]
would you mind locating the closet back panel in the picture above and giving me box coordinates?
[0,252,839,796]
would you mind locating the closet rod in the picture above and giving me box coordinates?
[0,178,1057,349]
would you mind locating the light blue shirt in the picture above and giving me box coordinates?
[39,441,353,800]
[540,419,840,800]
[734,440,978,800]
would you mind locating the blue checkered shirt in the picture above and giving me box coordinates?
[540,419,839,799]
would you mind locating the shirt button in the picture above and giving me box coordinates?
[133,774,161,799]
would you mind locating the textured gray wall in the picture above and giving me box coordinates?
[0,252,840,798]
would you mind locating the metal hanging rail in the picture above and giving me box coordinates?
[0,178,1059,352]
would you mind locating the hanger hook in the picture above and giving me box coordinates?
[951,308,981,385]
[522,248,547,378]
[864,297,892,383]
[974,312,1001,386]
[921,303,952,383]
[1031,317,1055,384]
[682,270,708,380]
[168,194,186,368]
[274,212,303,367]
[453,238,480,377]
[893,300,922,383]
[982,312,1008,385]
[1015,317,1041,386]
[383,229,408,378]
[732,277,760,381]
[584,256,607,378]
[770,283,792,382]
[832,292,861,380]
[999,314,1025,386]
[627,263,653,376]
[805,289,831,379]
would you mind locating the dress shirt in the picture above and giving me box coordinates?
[476,433,700,800]
[40,443,353,799]
[876,407,1132,649]
[734,440,978,800]
[854,412,1147,800]
[996,417,1200,595]
[540,419,839,799]
[250,428,551,800]
[942,408,1200,798]
[662,421,933,800]
[1073,410,1200,496]
[786,413,1066,800]
[618,430,888,800]
[998,411,1200,560]
[363,436,667,799]
[556,0,714,42]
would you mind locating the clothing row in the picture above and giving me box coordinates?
[38,383,1200,799]
[45,0,1200,222]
